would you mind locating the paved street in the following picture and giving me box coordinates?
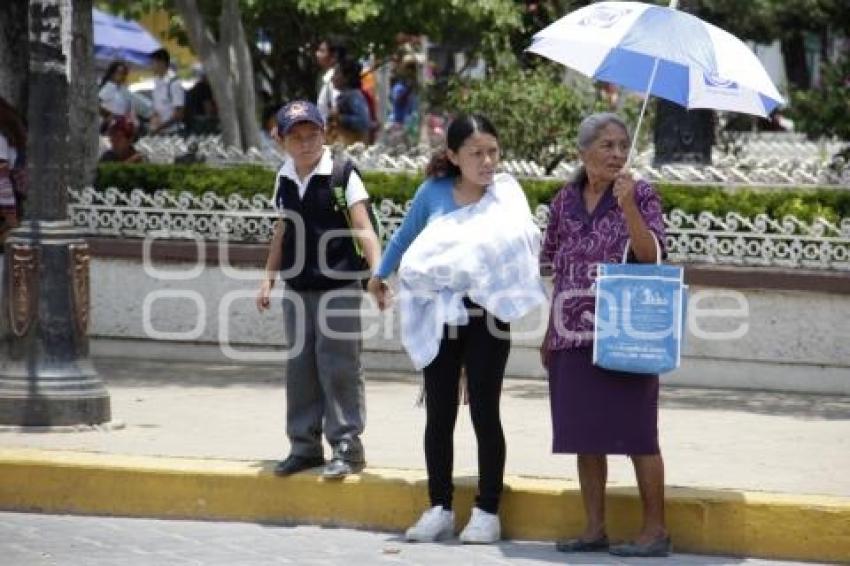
[0,512,822,566]
[1,357,848,564]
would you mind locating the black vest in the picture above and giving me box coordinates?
[276,171,363,291]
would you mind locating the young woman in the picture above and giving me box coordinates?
[328,59,371,145]
[367,114,546,544]
[98,61,134,132]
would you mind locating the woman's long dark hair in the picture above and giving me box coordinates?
[426,114,499,178]
[100,61,128,88]
[0,95,26,151]
[336,59,362,90]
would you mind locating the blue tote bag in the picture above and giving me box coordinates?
[592,237,686,375]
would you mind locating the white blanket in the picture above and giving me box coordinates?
[398,173,547,369]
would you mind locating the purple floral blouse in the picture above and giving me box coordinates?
[541,179,666,351]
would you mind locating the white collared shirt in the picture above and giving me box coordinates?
[152,72,185,123]
[274,147,368,210]
[316,68,339,121]
[98,81,132,116]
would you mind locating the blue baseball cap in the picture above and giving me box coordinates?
[276,100,325,135]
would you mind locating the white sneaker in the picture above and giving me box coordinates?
[405,505,455,542]
[459,507,501,544]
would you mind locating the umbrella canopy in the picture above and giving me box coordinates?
[93,8,161,67]
[528,1,784,118]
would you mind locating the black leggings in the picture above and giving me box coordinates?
[422,299,511,514]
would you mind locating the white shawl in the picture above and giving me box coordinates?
[398,173,547,369]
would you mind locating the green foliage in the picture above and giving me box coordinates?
[95,163,850,224]
[690,0,850,42]
[103,0,522,103]
[443,63,597,165]
[245,0,522,102]
[657,184,848,224]
[788,55,850,141]
[95,163,274,198]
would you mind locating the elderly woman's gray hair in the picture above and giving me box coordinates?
[577,112,630,151]
[572,112,630,184]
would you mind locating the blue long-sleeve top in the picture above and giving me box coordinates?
[336,88,371,133]
[390,81,415,125]
[375,175,460,279]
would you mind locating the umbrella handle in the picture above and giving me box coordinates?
[626,57,660,168]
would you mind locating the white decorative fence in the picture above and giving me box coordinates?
[129,132,850,187]
[69,187,850,271]
[661,210,849,270]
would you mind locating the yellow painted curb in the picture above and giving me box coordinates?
[1,448,848,562]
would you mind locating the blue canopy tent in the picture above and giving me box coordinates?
[93,8,161,66]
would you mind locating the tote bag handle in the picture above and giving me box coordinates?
[621,234,662,265]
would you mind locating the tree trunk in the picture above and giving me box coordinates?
[223,0,261,150]
[0,0,30,113]
[67,0,98,191]
[207,49,241,148]
[175,0,260,150]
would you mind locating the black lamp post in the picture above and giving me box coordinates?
[652,0,715,166]
[0,0,110,425]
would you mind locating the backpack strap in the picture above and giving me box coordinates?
[166,76,179,105]
[329,157,365,258]
[329,157,354,213]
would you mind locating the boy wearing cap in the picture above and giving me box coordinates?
[256,100,381,479]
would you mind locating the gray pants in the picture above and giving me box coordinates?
[281,282,366,462]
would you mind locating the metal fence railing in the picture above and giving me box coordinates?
[71,186,850,272]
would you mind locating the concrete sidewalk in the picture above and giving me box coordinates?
[1,357,849,562]
[4,357,849,496]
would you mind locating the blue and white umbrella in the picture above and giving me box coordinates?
[528,0,785,158]
[93,8,162,67]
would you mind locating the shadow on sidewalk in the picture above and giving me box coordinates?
[94,357,284,388]
[491,379,850,421]
[497,540,751,564]
[232,466,761,564]
[93,357,850,420]
[660,387,850,421]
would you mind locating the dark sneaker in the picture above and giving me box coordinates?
[321,440,365,479]
[321,458,365,479]
[273,454,325,477]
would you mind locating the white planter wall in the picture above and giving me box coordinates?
[89,257,850,394]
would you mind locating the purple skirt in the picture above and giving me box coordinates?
[548,347,659,455]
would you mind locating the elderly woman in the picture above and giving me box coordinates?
[540,113,670,558]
